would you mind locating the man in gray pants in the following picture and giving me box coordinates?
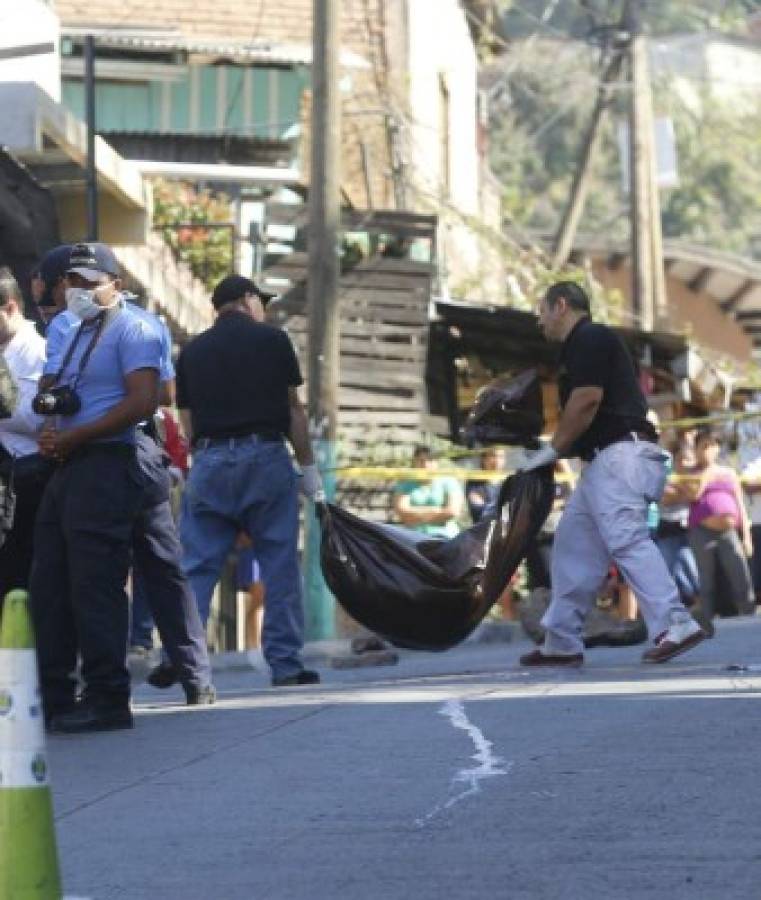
[519,282,705,667]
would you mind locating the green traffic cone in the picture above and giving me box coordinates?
[0,589,62,899]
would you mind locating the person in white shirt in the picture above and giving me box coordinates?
[0,267,52,610]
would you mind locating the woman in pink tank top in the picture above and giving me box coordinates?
[684,429,754,635]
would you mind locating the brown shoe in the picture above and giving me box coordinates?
[641,618,705,663]
[519,648,583,668]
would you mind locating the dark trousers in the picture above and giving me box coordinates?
[29,446,144,715]
[0,455,55,612]
[133,431,211,688]
[130,566,154,648]
[688,524,755,621]
[132,495,211,689]
[526,534,553,591]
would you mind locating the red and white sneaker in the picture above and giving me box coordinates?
[642,615,705,663]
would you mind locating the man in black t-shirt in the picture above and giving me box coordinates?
[176,274,322,687]
[518,282,704,666]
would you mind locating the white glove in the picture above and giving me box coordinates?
[520,443,558,473]
[300,464,325,501]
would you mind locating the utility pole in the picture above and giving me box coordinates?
[627,0,666,331]
[644,64,668,325]
[84,35,98,241]
[551,47,625,268]
[552,0,637,269]
[305,0,340,640]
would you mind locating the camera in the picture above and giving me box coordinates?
[32,386,82,417]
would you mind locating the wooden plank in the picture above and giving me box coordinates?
[286,319,427,339]
[265,203,437,237]
[289,331,427,356]
[337,410,425,426]
[339,370,424,391]
[262,252,434,280]
[338,388,423,410]
[289,338,428,363]
[278,297,428,324]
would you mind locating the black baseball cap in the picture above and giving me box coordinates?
[211,274,276,310]
[37,244,72,307]
[67,242,120,280]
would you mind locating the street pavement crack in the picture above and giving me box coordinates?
[54,705,330,822]
[415,697,511,827]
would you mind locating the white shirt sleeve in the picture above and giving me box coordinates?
[0,324,46,453]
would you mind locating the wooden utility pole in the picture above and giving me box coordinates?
[627,0,666,331]
[644,69,668,325]
[552,48,625,268]
[305,0,340,640]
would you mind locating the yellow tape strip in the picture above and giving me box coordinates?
[334,466,575,482]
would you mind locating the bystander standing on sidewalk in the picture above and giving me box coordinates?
[0,267,52,608]
[176,274,322,687]
[30,242,162,733]
[686,428,754,636]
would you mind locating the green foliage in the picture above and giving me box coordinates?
[489,37,761,261]
[152,180,234,290]
[659,87,761,254]
[489,44,625,238]
[499,0,761,39]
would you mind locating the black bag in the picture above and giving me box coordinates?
[462,369,544,447]
[318,468,555,651]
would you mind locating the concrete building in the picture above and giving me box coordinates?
[51,0,504,300]
[0,0,214,335]
[650,31,761,112]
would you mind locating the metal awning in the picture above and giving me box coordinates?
[569,237,761,355]
[61,27,370,69]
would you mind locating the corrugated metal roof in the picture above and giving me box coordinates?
[61,27,370,69]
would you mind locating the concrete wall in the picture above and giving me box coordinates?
[406,0,481,294]
[0,0,60,102]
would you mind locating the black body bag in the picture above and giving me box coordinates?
[318,467,554,651]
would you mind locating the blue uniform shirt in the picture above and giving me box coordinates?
[45,298,174,383]
[123,301,174,383]
[43,309,79,375]
[54,305,162,444]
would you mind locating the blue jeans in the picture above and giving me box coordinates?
[180,437,304,681]
[656,533,700,603]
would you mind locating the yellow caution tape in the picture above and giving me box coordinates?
[333,466,575,483]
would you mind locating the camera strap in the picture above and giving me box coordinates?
[52,307,119,389]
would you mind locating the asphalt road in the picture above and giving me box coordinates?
[49,616,761,900]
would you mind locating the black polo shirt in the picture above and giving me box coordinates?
[558,317,655,460]
[176,310,303,440]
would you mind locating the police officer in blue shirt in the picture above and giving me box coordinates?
[30,242,162,733]
[36,247,215,710]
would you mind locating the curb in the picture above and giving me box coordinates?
[128,619,525,682]
[210,619,523,673]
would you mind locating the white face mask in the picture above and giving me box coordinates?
[65,283,117,321]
